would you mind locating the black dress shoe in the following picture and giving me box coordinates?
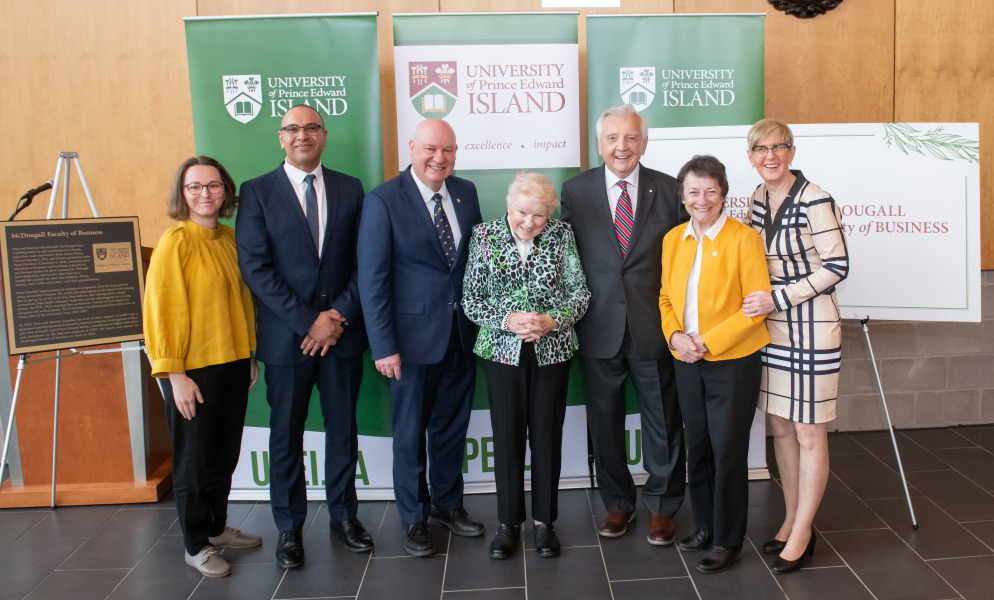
[402,521,435,557]
[534,523,560,558]
[330,517,373,552]
[697,545,740,574]
[275,530,304,569]
[762,538,787,555]
[771,531,816,573]
[489,524,520,559]
[427,506,485,537]
[676,530,713,552]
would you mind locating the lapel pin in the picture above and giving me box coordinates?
[712,251,718,257]
[456,198,461,203]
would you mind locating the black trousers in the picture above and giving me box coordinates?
[674,351,761,547]
[483,343,570,525]
[265,353,363,531]
[161,358,250,555]
[390,320,476,524]
[580,325,685,517]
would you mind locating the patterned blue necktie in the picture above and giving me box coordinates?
[304,173,320,252]
[432,193,455,267]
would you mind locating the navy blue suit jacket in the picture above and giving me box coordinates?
[236,163,367,366]
[358,167,482,365]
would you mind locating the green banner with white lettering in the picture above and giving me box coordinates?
[184,14,392,498]
[586,14,765,166]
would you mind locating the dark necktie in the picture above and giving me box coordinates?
[304,173,320,252]
[615,180,634,257]
[431,193,455,267]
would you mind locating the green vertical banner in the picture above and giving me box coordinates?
[393,13,590,489]
[185,14,382,191]
[586,14,769,476]
[184,14,393,500]
[586,14,765,166]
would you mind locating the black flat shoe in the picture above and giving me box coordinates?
[489,524,520,559]
[275,530,304,569]
[534,523,560,558]
[762,538,787,554]
[331,517,374,552]
[771,531,816,573]
[697,545,740,574]
[402,521,435,557]
[676,530,713,552]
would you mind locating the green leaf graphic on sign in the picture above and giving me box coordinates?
[882,123,979,164]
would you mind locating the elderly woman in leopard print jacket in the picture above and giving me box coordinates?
[463,170,590,561]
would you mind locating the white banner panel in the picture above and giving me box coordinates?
[643,123,981,322]
[394,44,580,171]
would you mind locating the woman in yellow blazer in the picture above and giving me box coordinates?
[658,155,771,574]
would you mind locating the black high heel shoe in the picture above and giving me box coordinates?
[771,531,816,573]
[762,538,787,554]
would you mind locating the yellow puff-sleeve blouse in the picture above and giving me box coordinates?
[143,220,256,378]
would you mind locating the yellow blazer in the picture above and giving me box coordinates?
[659,217,771,361]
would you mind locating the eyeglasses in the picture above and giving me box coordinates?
[184,182,224,194]
[280,124,324,135]
[750,143,792,155]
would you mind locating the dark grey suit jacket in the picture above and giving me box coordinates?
[561,164,687,360]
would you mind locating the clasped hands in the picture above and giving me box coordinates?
[507,312,556,343]
[670,331,707,363]
[300,308,345,356]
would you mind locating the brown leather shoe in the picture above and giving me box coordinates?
[646,513,676,546]
[597,511,635,538]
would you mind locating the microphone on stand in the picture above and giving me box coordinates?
[19,180,54,201]
[10,179,54,221]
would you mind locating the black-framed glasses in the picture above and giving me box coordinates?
[184,182,224,194]
[280,124,324,135]
[750,143,792,155]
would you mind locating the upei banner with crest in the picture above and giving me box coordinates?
[393,13,593,490]
[185,14,382,191]
[184,14,394,500]
[587,13,769,475]
[393,13,581,220]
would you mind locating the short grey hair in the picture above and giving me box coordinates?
[506,171,559,214]
[595,104,648,141]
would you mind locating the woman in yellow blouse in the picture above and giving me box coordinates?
[143,156,259,578]
[658,155,770,574]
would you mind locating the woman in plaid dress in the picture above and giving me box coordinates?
[741,119,849,574]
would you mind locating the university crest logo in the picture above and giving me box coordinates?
[96,248,107,261]
[408,62,457,118]
[620,67,655,112]
[222,75,263,124]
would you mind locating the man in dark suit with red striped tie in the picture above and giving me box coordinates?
[560,104,688,547]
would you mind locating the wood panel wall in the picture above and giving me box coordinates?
[0,0,990,266]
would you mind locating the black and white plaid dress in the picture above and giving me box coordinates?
[748,171,849,424]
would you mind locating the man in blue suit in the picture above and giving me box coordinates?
[358,118,485,557]
[237,104,370,569]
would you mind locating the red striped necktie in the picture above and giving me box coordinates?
[614,180,634,257]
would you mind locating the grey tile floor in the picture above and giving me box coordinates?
[3,426,994,599]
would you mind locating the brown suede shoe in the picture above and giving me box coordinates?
[597,511,635,538]
[646,513,676,546]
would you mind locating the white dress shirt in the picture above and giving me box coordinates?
[411,171,462,248]
[681,212,728,336]
[283,161,327,257]
[603,164,641,219]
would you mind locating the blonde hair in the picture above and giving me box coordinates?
[506,171,559,213]
[747,118,794,149]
